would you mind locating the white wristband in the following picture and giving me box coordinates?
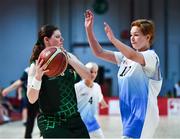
[28,76,33,87]
[31,77,42,91]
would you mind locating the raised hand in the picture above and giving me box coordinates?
[84,10,94,30]
[104,22,115,42]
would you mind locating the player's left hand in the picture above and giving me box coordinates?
[104,22,115,42]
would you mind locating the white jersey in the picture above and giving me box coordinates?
[114,49,162,138]
[74,80,103,132]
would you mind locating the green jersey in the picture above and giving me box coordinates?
[38,65,78,118]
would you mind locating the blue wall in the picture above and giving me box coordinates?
[0,0,38,87]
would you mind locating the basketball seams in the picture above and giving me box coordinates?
[47,54,62,76]
[39,47,68,77]
[58,50,68,76]
[48,49,68,77]
[44,47,62,69]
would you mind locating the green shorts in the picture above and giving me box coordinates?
[37,113,90,138]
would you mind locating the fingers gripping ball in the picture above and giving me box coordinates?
[39,47,68,77]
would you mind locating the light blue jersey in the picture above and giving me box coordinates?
[74,80,103,132]
[114,50,162,138]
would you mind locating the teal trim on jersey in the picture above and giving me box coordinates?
[74,70,77,81]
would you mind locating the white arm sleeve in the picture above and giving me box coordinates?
[28,76,33,86]
[74,83,79,99]
[27,63,36,86]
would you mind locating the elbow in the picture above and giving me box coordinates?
[27,95,36,104]
[28,98,36,104]
[126,53,134,60]
[27,89,37,104]
[93,49,104,58]
[91,49,99,57]
[94,52,101,58]
[126,55,132,60]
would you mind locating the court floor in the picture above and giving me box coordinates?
[0,115,180,138]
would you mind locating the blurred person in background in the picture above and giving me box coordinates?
[174,80,180,98]
[0,87,11,124]
[75,62,108,138]
[2,67,39,138]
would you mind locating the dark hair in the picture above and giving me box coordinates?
[131,19,155,45]
[30,24,59,63]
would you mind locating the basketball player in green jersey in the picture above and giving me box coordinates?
[27,24,91,138]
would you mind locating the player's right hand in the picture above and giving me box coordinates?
[34,59,49,80]
[84,9,94,30]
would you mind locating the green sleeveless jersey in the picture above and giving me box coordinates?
[38,65,79,118]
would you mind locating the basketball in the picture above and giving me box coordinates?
[38,46,68,77]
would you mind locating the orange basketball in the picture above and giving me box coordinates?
[38,47,68,77]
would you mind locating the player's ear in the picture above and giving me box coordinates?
[43,37,49,44]
[146,35,150,41]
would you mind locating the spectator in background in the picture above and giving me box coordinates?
[0,87,14,118]
[2,68,29,125]
[0,87,11,124]
[174,80,180,98]
[2,67,39,138]
[0,104,10,124]
[17,85,28,124]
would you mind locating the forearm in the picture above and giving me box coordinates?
[27,87,40,104]
[27,74,42,104]
[9,80,22,91]
[100,98,108,109]
[86,29,117,64]
[3,80,22,96]
[86,29,103,57]
[111,37,136,59]
[68,53,91,80]
[17,87,22,100]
